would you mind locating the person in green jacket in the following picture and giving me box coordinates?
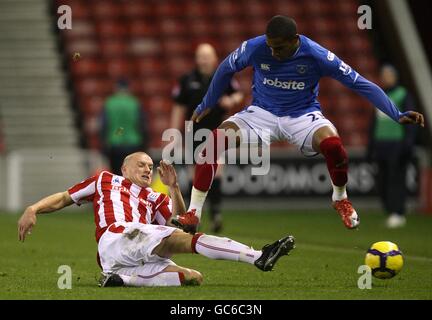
[368,64,418,228]
[101,79,149,175]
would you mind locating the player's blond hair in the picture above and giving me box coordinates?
[122,152,151,167]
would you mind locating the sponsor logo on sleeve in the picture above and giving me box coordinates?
[241,41,247,53]
[260,63,270,71]
[339,61,352,75]
[327,51,335,61]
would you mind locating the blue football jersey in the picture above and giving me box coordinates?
[196,35,402,122]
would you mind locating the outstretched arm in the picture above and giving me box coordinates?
[191,40,253,124]
[316,48,424,126]
[344,73,424,126]
[18,191,74,242]
[191,57,238,123]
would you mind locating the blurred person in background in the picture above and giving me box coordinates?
[368,64,418,228]
[171,43,244,233]
[101,79,149,175]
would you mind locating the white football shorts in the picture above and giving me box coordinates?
[98,222,178,276]
[226,105,336,156]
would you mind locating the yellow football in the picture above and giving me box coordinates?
[365,241,403,279]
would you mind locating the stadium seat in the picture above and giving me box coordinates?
[78,96,105,116]
[188,20,217,38]
[338,17,361,35]
[99,40,127,57]
[348,57,378,74]
[335,0,359,16]
[242,0,273,19]
[156,2,184,17]
[347,35,372,53]
[273,1,304,18]
[128,38,161,56]
[133,58,164,76]
[105,59,133,78]
[70,58,106,78]
[309,18,340,36]
[64,39,99,57]
[90,0,121,20]
[161,39,194,56]
[133,78,172,97]
[62,20,95,40]
[212,0,243,17]
[303,0,334,17]
[128,21,157,38]
[159,18,187,36]
[217,19,247,37]
[245,17,269,38]
[56,0,90,19]
[95,22,128,38]
[75,78,113,97]
[121,1,154,19]
[184,2,211,18]
[145,97,173,114]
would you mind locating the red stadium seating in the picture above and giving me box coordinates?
[55,0,90,19]
[128,21,158,38]
[99,40,127,57]
[70,58,106,78]
[79,96,105,116]
[75,78,114,97]
[121,1,154,19]
[58,0,378,150]
[61,20,95,40]
[95,21,128,38]
[90,0,121,20]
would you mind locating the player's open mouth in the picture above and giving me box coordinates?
[142,175,150,180]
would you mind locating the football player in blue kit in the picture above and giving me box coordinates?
[185,15,424,230]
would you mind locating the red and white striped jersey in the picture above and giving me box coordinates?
[68,171,173,242]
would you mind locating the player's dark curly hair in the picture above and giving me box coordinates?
[266,15,297,40]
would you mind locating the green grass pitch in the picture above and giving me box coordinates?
[1,208,431,299]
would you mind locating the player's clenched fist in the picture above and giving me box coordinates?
[398,111,425,127]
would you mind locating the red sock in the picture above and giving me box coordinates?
[191,232,204,253]
[319,136,348,187]
[193,129,228,192]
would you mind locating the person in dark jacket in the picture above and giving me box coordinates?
[368,64,418,228]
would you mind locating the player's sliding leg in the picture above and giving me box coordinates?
[155,230,295,272]
[100,265,203,287]
[188,121,241,220]
[312,126,360,229]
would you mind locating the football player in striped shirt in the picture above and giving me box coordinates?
[17,152,295,287]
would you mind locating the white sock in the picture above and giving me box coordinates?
[118,272,182,287]
[332,182,347,201]
[188,187,208,220]
[194,234,262,265]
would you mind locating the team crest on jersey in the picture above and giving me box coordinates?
[296,65,308,74]
[113,177,121,185]
[148,192,160,202]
